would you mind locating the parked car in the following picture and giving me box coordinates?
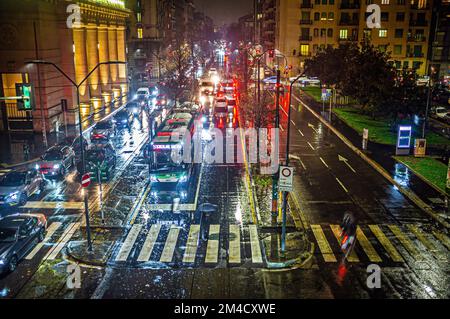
[37,145,75,178]
[61,135,88,161]
[91,120,117,141]
[432,106,449,119]
[113,110,133,129]
[0,213,47,274]
[126,101,142,117]
[85,143,117,182]
[135,87,150,101]
[0,169,44,207]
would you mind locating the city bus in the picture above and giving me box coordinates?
[147,112,196,189]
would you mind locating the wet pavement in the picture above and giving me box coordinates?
[0,60,449,300]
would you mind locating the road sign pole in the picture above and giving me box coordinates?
[98,166,104,224]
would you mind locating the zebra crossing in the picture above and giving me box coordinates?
[310,224,449,264]
[25,221,80,260]
[111,223,265,267]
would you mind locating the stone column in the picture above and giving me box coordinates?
[116,26,128,99]
[108,27,119,87]
[86,25,101,98]
[73,27,89,103]
[98,26,112,106]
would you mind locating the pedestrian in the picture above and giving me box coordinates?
[23,144,30,161]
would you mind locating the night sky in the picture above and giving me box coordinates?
[194,0,253,26]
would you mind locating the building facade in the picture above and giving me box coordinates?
[266,0,433,75]
[0,0,130,133]
[430,0,450,81]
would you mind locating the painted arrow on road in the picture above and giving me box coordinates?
[338,155,356,173]
[308,123,318,134]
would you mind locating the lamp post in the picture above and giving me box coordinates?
[26,60,127,252]
[280,72,305,253]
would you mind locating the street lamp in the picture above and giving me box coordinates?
[25,60,126,252]
[280,72,305,253]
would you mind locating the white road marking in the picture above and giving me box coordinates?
[137,224,161,262]
[229,224,241,264]
[25,222,62,260]
[280,124,284,131]
[297,129,304,136]
[338,155,356,173]
[291,120,296,126]
[160,226,180,262]
[249,225,263,264]
[311,224,336,262]
[23,201,84,210]
[182,225,200,263]
[335,177,349,193]
[147,203,196,211]
[307,142,315,151]
[44,222,80,260]
[115,224,142,262]
[319,157,329,168]
[205,224,220,264]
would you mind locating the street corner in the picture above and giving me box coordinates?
[67,240,115,267]
[261,229,314,270]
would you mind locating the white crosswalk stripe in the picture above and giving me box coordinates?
[182,225,200,263]
[228,224,241,264]
[249,224,263,264]
[205,224,220,264]
[44,222,80,260]
[137,224,161,262]
[160,226,180,262]
[26,222,62,260]
[115,224,142,262]
[310,224,448,264]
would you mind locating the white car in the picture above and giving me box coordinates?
[214,98,228,118]
[135,87,150,100]
[434,107,448,119]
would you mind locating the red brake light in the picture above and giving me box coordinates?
[157,131,172,136]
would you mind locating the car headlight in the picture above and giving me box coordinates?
[201,116,207,123]
[53,164,60,169]
[134,94,138,99]
[0,259,5,265]
[35,164,40,170]
[179,174,188,183]
[150,175,158,182]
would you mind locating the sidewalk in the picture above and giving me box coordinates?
[0,98,127,168]
[297,91,450,227]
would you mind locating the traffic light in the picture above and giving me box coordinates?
[269,50,274,59]
[15,83,34,111]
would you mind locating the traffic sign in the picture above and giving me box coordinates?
[81,173,91,188]
[278,166,294,192]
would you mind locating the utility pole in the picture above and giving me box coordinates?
[257,58,261,107]
[271,69,281,225]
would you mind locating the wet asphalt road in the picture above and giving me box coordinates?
[0,66,449,299]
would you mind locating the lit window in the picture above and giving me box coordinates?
[339,29,348,39]
[300,44,310,56]
[379,29,387,38]
[381,0,389,4]
[137,28,143,39]
[321,12,327,21]
[328,12,334,20]
[137,13,141,22]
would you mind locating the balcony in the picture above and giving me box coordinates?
[407,35,426,42]
[299,35,312,41]
[339,19,359,26]
[301,2,313,8]
[340,3,360,9]
[299,19,313,25]
[409,20,428,27]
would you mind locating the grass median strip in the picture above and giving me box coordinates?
[333,108,450,147]
[393,156,447,194]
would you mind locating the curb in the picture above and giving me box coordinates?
[66,240,114,267]
[264,238,314,270]
[393,156,447,197]
[294,95,450,229]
